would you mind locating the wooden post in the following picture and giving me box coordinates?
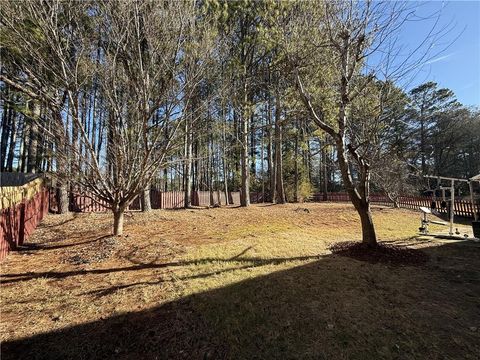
[449,179,454,236]
[469,181,478,221]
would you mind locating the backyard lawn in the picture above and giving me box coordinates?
[1,203,479,359]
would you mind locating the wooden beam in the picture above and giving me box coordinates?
[469,174,480,182]
[424,175,469,183]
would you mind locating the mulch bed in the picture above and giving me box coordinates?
[329,241,429,265]
[63,236,119,265]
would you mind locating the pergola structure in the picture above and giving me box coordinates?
[424,174,480,235]
[470,174,480,222]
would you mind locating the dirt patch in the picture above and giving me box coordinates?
[329,241,429,265]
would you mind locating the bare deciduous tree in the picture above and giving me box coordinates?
[293,0,450,246]
[1,0,214,234]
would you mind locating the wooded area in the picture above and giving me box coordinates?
[1,0,479,243]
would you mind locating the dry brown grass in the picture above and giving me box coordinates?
[1,203,479,359]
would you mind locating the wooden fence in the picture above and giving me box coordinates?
[59,189,242,212]
[307,192,480,219]
[54,189,480,219]
[0,180,49,261]
[399,196,480,218]
[248,191,479,218]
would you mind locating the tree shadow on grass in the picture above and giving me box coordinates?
[254,202,276,207]
[0,254,323,285]
[432,212,476,227]
[2,241,480,360]
[40,216,78,229]
[17,234,113,252]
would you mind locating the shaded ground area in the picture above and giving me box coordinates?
[1,203,479,359]
[329,241,430,265]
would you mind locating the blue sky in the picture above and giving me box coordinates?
[398,1,480,106]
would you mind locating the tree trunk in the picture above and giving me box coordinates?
[420,116,426,174]
[27,102,40,173]
[184,115,193,208]
[267,97,275,202]
[335,135,377,246]
[37,111,47,172]
[163,167,168,192]
[53,109,70,214]
[208,129,215,206]
[113,208,125,236]
[250,113,256,178]
[6,111,17,172]
[357,202,377,247]
[233,109,239,177]
[19,122,28,172]
[70,99,78,176]
[294,121,299,202]
[223,164,229,205]
[240,68,250,207]
[141,187,152,212]
[306,133,312,184]
[240,117,250,206]
[345,173,376,244]
[222,107,230,205]
[0,90,13,172]
[57,183,69,214]
[260,110,265,202]
[274,94,285,204]
[322,143,328,200]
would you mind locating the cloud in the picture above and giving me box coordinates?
[424,52,456,65]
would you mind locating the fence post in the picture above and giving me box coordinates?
[46,188,50,216]
[18,202,26,247]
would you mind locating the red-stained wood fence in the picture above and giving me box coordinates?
[0,189,49,261]
[55,189,480,219]
[192,191,237,207]
[59,189,242,212]
[249,191,479,218]
[159,191,185,209]
[307,192,479,219]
